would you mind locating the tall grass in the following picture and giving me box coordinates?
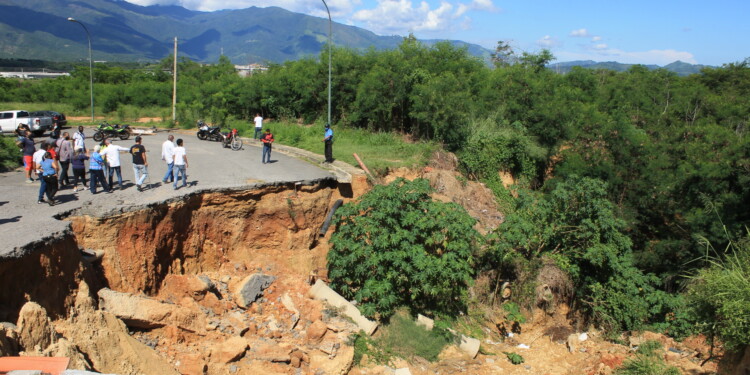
[247,120,436,173]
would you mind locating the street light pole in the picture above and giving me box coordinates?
[321,0,332,126]
[67,17,94,122]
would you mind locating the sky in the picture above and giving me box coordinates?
[124,0,750,66]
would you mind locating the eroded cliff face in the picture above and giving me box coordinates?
[69,184,337,295]
[0,181,356,374]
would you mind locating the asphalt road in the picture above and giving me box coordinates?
[0,128,336,256]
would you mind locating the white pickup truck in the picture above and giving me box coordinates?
[0,110,53,136]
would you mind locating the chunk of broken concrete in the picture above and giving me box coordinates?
[416,314,434,331]
[211,336,248,364]
[307,280,378,335]
[97,288,205,333]
[16,302,55,352]
[306,320,329,344]
[310,345,354,375]
[234,273,275,308]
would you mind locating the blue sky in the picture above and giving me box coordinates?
[125,0,750,66]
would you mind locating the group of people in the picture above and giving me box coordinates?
[18,125,190,205]
[253,113,334,164]
[17,116,333,205]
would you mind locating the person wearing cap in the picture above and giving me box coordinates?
[130,136,148,192]
[89,145,110,194]
[261,128,274,164]
[322,123,334,163]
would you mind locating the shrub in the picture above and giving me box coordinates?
[687,231,750,351]
[614,340,680,375]
[0,136,21,172]
[489,176,678,333]
[328,178,478,319]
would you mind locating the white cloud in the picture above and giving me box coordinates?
[469,0,496,12]
[593,43,607,50]
[569,28,589,37]
[591,36,601,42]
[352,0,459,34]
[537,35,560,48]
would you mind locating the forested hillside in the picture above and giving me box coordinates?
[2,37,749,353]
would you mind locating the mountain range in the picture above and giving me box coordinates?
[0,0,712,76]
[0,0,490,64]
[547,60,713,76]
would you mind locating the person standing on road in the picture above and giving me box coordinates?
[161,135,175,184]
[254,113,263,139]
[89,145,110,194]
[73,126,86,152]
[35,150,59,206]
[130,136,149,192]
[20,130,36,183]
[71,147,89,192]
[102,139,129,191]
[32,143,48,183]
[56,132,73,187]
[261,128,274,164]
[172,139,188,190]
[323,123,334,163]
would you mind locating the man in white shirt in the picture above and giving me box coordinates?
[102,139,129,191]
[32,143,48,182]
[161,135,175,184]
[73,126,86,151]
[172,138,189,190]
[253,113,263,139]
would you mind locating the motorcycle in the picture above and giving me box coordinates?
[222,128,242,151]
[196,120,223,142]
[93,122,131,141]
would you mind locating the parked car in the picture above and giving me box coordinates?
[30,111,67,127]
[0,110,53,136]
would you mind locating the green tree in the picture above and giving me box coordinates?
[328,178,478,319]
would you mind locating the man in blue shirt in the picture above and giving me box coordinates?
[323,123,334,163]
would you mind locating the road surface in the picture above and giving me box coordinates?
[0,128,338,257]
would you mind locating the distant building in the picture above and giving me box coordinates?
[0,71,70,79]
[234,64,268,77]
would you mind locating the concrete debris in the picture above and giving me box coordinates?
[253,342,292,363]
[7,371,43,375]
[16,302,55,352]
[97,288,205,333]
[211,336,247,364]
[306,320,329,344]
[0,324,19,356]
[394,368,413,375]
[234,273,276,308]
[416,314,434,331]
[446,328,481,358]
[307,280,378,335]
[310,345,354,375]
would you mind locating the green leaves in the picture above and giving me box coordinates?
[328,178,478,319]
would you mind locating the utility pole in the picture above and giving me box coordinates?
[172,37,177,125]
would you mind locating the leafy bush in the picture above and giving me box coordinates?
[687,231,750,351]
[489,176,678,333]
[328,178,478,319]
[503,351,525,365]
[0,136,22,172]
[614,340,680,375]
